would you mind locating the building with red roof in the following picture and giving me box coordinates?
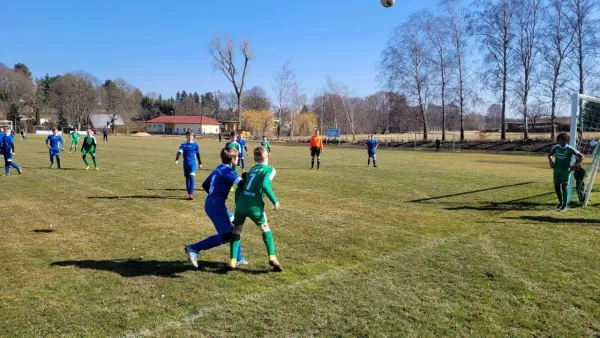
[145,115,221,135]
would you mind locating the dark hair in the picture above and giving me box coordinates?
[185,130,193,137]
[557,132,570,143]
[221,147,239,164]
[230,131,236,137]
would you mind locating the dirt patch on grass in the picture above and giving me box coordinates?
[132,132,151,137]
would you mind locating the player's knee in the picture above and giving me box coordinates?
[221,232,233,243]
[260,223,270,233]
[232,224,243,234]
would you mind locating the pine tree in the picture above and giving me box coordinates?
[57,110,69,130]
[181,90,188,99]
[7,104,21,127]
[175,91,181,102]
[193,91,200,104]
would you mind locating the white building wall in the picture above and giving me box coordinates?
[174,124,219,135]
[146,123,165,133]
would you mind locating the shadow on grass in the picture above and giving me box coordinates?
[506,216,600,225]
[444,192,555,211]
[410,182,533,203]
[147,188,187,191]
[22,166,78,171]
[33,229,55,233]
[88,195,182,200]
[51,259,269,278]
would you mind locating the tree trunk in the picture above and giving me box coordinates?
[551,75,558,140]
[237,94,242,130]
[441,75,446,141]
[523,103,529,139]
[501,46,507,141]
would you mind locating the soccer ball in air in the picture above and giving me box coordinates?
[381,0,395,8]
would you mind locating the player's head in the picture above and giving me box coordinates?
[52,128,58,135]
[4,127,11,135]
[185,130,194,142]
[230,131,237,140]
[262,135,267,141]
[557,132,570,146]
[221,147,239,166]
[315,129,320,136]
[369,134,374,140]
[254,146,268,164]
[87,129,93,136]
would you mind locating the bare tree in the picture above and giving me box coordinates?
[272,61,295,140]
[289,81,306,139]
[242,85,271,111]
[175,95,200,115]
[0,65,34,114]
[441,0,471,141]
[539,0,576,139]
[50,71,99,130]
[474,0,518,140]
[216,91,237,121]
[208,35,253,127]
[380,13,432,140]
[568,0,599,96]
[514,0,543,139]
[101,78,138,129]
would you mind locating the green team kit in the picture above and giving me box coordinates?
[550,144,580,184]
[81,135,98,169]
[234,163,278,225]
[69,131,80,152]
[261,140,271,153]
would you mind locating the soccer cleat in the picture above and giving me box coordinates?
[228,259,237,271]
[17,168,22,175]
[85,166,91,170]
[269,259,283,272]
[559,205,569,212]
[50,164,54,169]
[185,246,199,268]
[236,259,250,266]
[555,204,562,211]
[95,167,99,170]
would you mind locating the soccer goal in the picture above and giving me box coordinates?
[568,93,600,206]
[413,133,460,152]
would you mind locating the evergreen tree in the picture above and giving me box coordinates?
[181,90,188,99]
[158,94,163,101]
[14,63,32,79]
[193,91,200,104]
[57,110,69,130]
[7,104,21,127]
[175,91,181,102]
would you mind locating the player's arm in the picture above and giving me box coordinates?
[244,145,248,154]
[10,139,15,153]
[548,147,555,168]
[60,137,65,150]
[196,152,201,167]
[571,149,585,170]
[175,146,183,164]
[46,136,51,148]
[262,169,279,207]
[201,173,213,193]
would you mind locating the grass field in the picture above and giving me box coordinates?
[1,135,600,337]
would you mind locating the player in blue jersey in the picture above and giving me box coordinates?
[0,128,4,159]
[365,135,378,167]
[2,128,22,176]
[237,134,249,171]
[175,131,202,200]
[184,147,247,268]
[46,129,65,169]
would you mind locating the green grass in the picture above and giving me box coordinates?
[1,135,599,337]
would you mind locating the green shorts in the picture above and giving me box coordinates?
[82,149,96,157]
[72,140,79,145]
[553,170,571,185]
[232,209,267,226]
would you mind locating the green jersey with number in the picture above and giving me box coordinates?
[70,131,80,142]
[235,163,278,211]
[261,141,271,153]
[81,136,97,152]
[225,141,241,153]
[551,144,579,171]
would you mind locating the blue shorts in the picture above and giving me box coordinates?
[49,148,60,156]
[368,151,376,157]
[2,152,13,161]
[183,163,197,177]
[205,197,234,235]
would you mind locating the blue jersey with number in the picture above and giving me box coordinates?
[366,139,378,152]
[1,135,14,154]
[237,139,246,156]
[178,141,200,164]
[46,135,65,149]
[204,164,241,203]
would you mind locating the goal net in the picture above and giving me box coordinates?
[569,94,600,206]
[413,133,460,152]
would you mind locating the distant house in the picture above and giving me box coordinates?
[219,120,238,134]
[89,114,125,129]
[145,115,220,135]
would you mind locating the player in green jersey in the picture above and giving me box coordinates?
[260,135,271,159]
[69,130,80,153]
[81,129,99,170]
[548,132,584,211]
[229,146,282,272]
[225,131,241,171]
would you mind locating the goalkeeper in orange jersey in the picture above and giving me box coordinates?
[309,129,323,169]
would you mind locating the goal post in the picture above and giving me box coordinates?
[568,93,600,206]
[413,132,460,152]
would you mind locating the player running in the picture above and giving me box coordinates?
[237,134,248,171]
[261,135,271,159]
[225,131,241,171]
[309,129,323,169]
[81,129,99,170]
[46,129,65,169]
[69,130,81,153]
[548,132,584,212]
[175,131,202,200]
[229,146,283,272]
[365,134,378,167]
[185,147,247,267]
[1,128,22,176]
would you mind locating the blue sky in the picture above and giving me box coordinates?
[1,0,439,100]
